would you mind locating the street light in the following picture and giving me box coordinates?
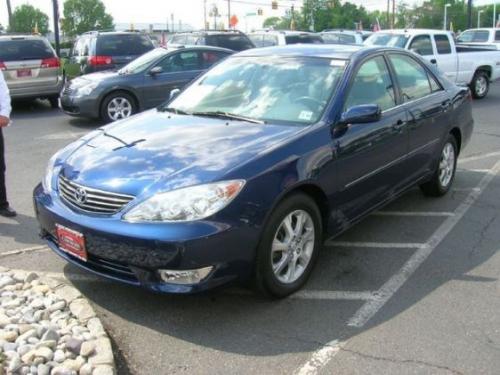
[493,2,497,28]
[444,3,451,30]
[478,9,484,28]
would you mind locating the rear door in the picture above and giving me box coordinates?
[0,38,58,93]
[388,52,451,181]
[432,34,458,83]
[334,55,409,222]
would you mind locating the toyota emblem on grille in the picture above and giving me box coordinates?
[74,187,88,204]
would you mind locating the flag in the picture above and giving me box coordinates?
[373,18,381,32]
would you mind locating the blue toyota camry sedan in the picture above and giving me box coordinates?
[34,45,473,297]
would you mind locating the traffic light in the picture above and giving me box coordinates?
[257,8,263,16]
[272,1,278,10]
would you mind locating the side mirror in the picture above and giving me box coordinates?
[149,66,163,75]
[169,88,181,100]
[340,104,381,125]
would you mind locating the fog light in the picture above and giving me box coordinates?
[158,266,213,285]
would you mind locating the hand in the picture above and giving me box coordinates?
[0,116,10,127]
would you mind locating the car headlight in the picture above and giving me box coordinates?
[74,82,98,97]
[123,180,246,223]
[42,152,61,193]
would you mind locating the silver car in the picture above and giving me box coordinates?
[0,35,63,108]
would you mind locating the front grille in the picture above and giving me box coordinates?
[58,175,134,214]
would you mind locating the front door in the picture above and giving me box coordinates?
[333,55,409,225]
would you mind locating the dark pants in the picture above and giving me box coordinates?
[0,128,8,208]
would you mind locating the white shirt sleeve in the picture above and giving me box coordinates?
[0,70,12,119]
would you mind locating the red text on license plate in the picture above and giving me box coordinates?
[55,224,87,261]
[17,69,32,78]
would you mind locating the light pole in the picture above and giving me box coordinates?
[493,2,497,28]
[204,0,207,30]
[444,3,451,30]
[478,9,484,28]
[52,0,60,57]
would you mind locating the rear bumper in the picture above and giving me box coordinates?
[33,183,258,294]
[9,77,64,99]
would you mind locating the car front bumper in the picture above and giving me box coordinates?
[60,92,101,119]
[33,184,259,294]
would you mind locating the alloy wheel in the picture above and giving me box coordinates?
[439,142,455,188]
[271,209,315,284]
[107,97,133,121]
[475,76,488,97]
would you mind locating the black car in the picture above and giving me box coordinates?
[63,31,154,80]
[60,46,232,122]
[169,30,255,51]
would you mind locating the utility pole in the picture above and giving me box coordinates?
[392,0,395,29]
[227,0,231,29]
[171,13,174,32]
[204,0,207,30]
[493,2,497,28]
[6,0,12,29]
[386,0,390,28]
[52,0,61,57]
[467,0,472,29]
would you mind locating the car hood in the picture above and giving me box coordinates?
[71,71,119,86]
[61,110,304,197]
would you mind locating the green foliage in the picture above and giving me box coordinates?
[9,4,50,35]
[62,0,114,37]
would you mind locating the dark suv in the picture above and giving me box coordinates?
[169,30,255,51]
[64,31,154,79]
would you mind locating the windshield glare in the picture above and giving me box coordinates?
[364,33,409,48]
[167,56,346,125]
[120,48,169,74]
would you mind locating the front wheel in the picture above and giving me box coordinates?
[100,92,136,123]
[470,71,489,99]
[255,193,322,298]
[420,135,458,197]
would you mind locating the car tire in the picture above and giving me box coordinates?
[470,71,489,99]
[255,193,322,298]
[420,134,458,197]
[48,96,59,109]
[100,91,137,123]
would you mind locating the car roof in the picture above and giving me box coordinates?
[249,30,318,35]
[235,44,368,59]
[375,29,453,36]
[163,45,234,53]
[0,35,48,41]
[321,30,365,35]
[173,30,247,36]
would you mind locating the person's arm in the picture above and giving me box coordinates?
[0,71,12,127]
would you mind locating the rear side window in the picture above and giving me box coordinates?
[339,34,356,44]
[389,54,432,101]
[200,51,229,69]
[457,30,490,43]
[204,34,254,51]
[249,34,264,47]
[285,35,324,44]
[344,56,396,111]
[495,31,500,42]
[0,39,55,61]
[434,35,452,54]
[409,35,433,56]
[96,34,153,56]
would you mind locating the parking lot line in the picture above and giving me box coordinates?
[452,187,481,192]
[291,290,375,301]
[0,245,48,258]
[325,241,428,249]
[372,211,455,217]
[348,159,500,328]
[458,151,500,163]
[457,168,490,173]
[297,161,500,374]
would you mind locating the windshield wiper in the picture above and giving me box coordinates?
[192,111,264,124]
[159,107,191,115]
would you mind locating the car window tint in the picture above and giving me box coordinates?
[457,30,489,42]
[185,35,198,45]
[0,39,55,61]
[409,35,433,56]
[434,35,451,54]
[249,34,264,47]
[263,34,279,46]
[428,72,442,92]
[495,31,500,42]
[204,34,254,51]
[344,56,396,112]
[285,34,324,44]
[339,34,356,44]
[321,34,340,44]
[200,51,228,69]
[389,54,432,101]
[159,51,200,72]
[96,34,153,56]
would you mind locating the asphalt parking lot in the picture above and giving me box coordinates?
[2,84,500,375]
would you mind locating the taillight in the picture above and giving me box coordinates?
[41,57,60,68]
[88,56,113,66]
[0,61,6,71]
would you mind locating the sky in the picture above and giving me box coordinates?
[1,0,497,31]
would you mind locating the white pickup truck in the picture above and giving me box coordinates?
[364,29,500,98]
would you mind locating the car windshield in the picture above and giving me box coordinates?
[205,34,254,51]
[285,34,324,44]
[457,30,489,43]
[0,39,54,61]
[119,48,169,74]
[96,34,154,56]
[364,33,409,48]
[165,56,346,125]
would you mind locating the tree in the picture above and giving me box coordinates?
[9,4,49,35]
[62,0,114,37]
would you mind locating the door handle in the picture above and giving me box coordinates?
[430,59,437,64]
[440,100,451,111]
[392,119,406,131]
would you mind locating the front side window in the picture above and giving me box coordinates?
[167,56,346,125]
[434,35,452,54]
[200,51,229,69]
[389,54,432,101]
[409,35,433,56]
[120,48,169,74]
[158,51,200,72]
[344,56,396,112]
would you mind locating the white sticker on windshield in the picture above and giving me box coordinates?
[299,111,313,121]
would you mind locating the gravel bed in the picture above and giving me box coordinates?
[0,267,115,375]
